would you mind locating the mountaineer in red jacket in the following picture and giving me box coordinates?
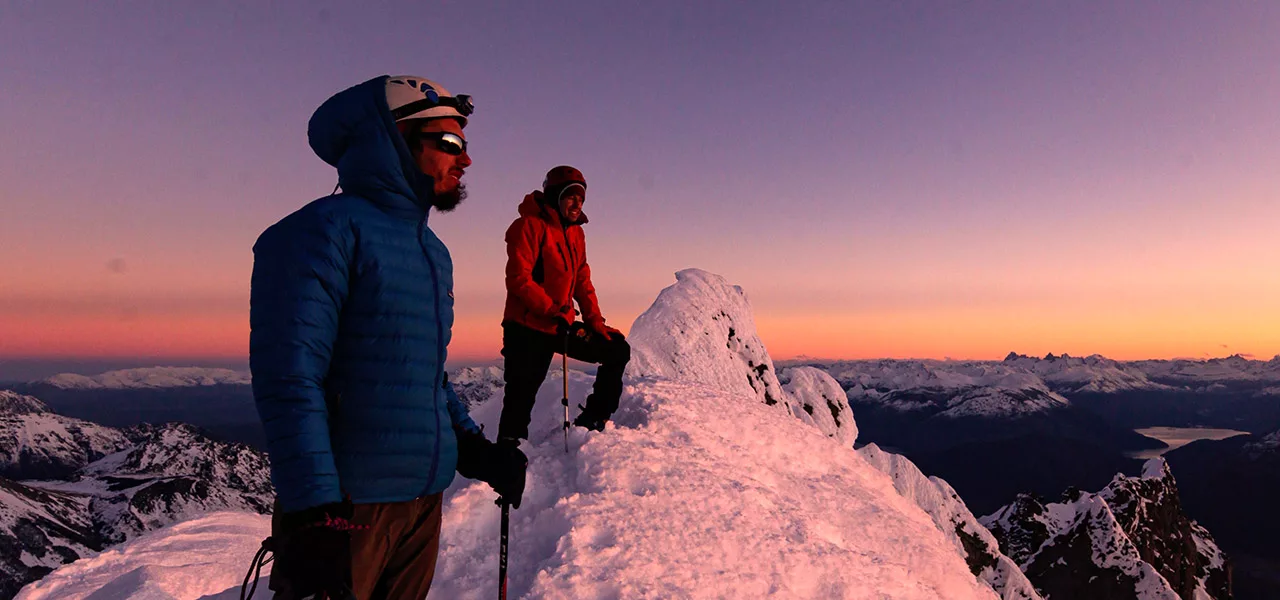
[498,165,631,442]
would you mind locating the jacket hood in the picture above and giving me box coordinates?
[308,75,436,220]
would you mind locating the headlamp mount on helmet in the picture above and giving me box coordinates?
[390,93,474,121]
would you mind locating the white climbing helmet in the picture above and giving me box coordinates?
[385,75,473,126]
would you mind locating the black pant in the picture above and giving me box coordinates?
[498,321,631,440]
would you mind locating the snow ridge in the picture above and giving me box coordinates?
[858,444,1041,600]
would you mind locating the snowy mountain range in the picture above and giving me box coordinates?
[0,391,132,481]
[802,352,1280,401]
[0,393,271,598]
[40,367,251,390]
[448,365,505,409]
[981,458,1230,600]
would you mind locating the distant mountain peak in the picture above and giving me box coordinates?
[0,392,131,481]
[0,390,50,415]
[983,460,1230,600]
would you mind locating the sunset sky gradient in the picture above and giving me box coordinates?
[2,2,1278,377]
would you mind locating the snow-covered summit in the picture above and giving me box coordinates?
[441,269,997,598]
[0,390,49,415]
[41,367,250,390]
[981,458,1230,600]
[626,268,789,408]
[433,375,998,598]
[0,391,131,481]
[626,268,857,442]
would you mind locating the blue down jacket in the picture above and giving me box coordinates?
[250,76,478,512]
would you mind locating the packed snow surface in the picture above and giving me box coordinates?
[19,377,999,599]
[15,512,272,600]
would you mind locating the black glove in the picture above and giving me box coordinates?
[455,427,529,508]
[552,315,573,336]
[268,501,361,599]
[550,304,577,336]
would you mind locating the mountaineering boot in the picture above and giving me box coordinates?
[572,397,611,432]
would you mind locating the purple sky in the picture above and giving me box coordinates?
[2,2,1278,377]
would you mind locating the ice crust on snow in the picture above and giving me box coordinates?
[41,367,250,390]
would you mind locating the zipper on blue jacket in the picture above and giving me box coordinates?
[418,217,444,490]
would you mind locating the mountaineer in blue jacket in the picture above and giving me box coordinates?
[249,75,526,599]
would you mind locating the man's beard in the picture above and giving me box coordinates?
[433,183,467,212]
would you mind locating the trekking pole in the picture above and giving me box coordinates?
[498,499,510,600]
[562,327,570,453]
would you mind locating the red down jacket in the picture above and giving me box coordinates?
[502,191,606,335]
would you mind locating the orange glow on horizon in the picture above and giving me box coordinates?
[4,305,1278,363]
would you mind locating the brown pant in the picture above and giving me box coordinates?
[272,493,443,600]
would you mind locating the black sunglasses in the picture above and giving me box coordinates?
[418,131,468,156]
